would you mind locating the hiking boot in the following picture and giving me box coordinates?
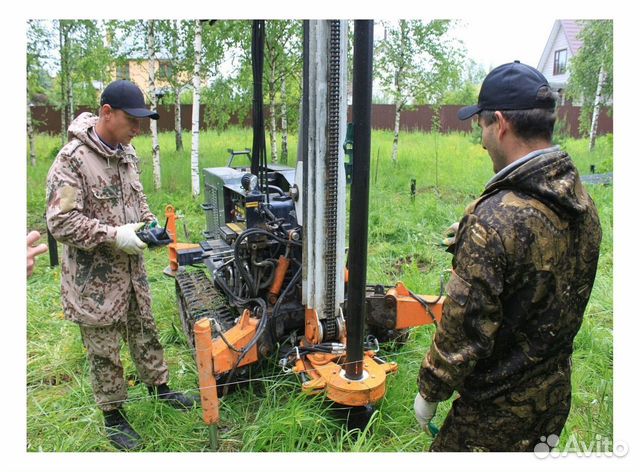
[148,383,197,410]
[103,408,141,451]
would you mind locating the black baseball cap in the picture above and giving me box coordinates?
[100,80,160,120]
[457,61,555,121]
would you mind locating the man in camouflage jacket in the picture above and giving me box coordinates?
[46,80,194,451]
[415,62,602,451]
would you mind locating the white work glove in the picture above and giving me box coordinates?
[114,222,147,255]
[414,392,438,432]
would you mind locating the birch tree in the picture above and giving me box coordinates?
[54,20,111,145]
[191,20,203,197]
[264,21,302,163]
[198,21,301,153]
[375,20,463,163]
[200,21,253,131]
[59,21,71,145]
[280,79,289,164]
[588,66,607,151]
[154,20,198,152]
[147,20,162,190]
[566,20,613,150]
[27,20,51,166]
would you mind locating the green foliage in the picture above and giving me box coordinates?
[154,21,197,95]
[374,20,465,163]
[553,116,572,147]
[440,59,484,106]
[375,20,465,109]
[566,20,613,136]
[27,20,53,101]
[201,21,254,131]
[27,128,612,452]
[264,20,303,159]
[56,20,112,108]
[440,81,478,106]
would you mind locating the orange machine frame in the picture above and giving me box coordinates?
[167,204,446,430]
[164,205,201,276]
[386,281,444,328]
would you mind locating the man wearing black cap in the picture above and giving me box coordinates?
[46,80,194,451]
[413,62,602,451]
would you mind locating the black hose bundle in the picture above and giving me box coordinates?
[212,225,303,393]
[231,227,302,299]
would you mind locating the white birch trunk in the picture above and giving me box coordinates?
[267,44,278,163]
[269,90,278,163]
[67,74,74,128]
[589,65,607,152]
[147,20,162,190]
[62,20,74,132]
[190,20,202,197]
[27,103,36,166]
[174,87,183,151]
[280,79,288,164]
[392,102,401,163]
[59,22,67,146]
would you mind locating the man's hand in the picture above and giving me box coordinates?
[27,231,48,278]
[115,222,147,255]
[440,221,460,247]
[414,393,438,432]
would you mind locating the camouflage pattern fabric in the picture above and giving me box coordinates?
[46,113,155,326]
[80,293,169,412]
[46,112,169,412]
[418,150,601,450]
[430,359,572,451]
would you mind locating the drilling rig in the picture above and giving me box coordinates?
[167,20,444,447]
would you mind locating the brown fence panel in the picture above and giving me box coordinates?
[557,105,613,137]
[400,106,433,131]
[31,104,612,139]
[440,105,472,133]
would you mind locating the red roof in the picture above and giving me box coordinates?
[560,20,584,55]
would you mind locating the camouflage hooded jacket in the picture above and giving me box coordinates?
[46,112,155,326]
[419,149,602,402]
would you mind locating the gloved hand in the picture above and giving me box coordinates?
[414,392,438,433]
[440,221,460,247]
[135,220,172,248]
[115,222,147,255]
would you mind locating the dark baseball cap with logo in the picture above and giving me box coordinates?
[457,61,555,121]
[100,80,160,120]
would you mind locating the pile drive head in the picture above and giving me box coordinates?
[168,20,444,438]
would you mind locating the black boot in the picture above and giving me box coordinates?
[148,383,196,410]
[103,408,141,451]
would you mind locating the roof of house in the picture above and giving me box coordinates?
[559,20,584,54]
[537,20,585,70]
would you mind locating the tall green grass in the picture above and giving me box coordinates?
[26,128,613,451]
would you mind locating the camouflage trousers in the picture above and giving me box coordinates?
[430,363,572,452]
[79,292,169,412]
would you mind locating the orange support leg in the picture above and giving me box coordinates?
[194,318,220,449]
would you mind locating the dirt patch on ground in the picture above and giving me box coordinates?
[390,255,431,276]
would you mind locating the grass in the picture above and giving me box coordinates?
[26,127,613,452]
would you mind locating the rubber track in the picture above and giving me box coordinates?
[175,269,237,336]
